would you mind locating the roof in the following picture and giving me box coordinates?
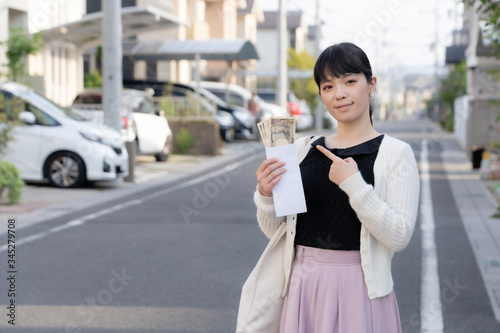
[122,38,259,61]
[42,6,189,48]
[258,11,304,30]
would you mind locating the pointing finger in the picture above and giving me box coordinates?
[316,145,343,163]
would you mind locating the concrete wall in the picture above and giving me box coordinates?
[468,99,500,149]
[456,96,500,154]
[168,120,221,156]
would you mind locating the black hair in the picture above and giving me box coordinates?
[313,42,374,123]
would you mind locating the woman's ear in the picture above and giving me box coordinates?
[369,76,377,93]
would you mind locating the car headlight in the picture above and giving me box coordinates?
[80,130,111,146]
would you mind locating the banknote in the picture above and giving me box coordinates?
[257,117,296,147]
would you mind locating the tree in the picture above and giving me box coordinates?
[1,27,44,82]
[287,48,318,112]
[463,0,500,56]
[0,93,24,155]
[439,60,467,131]
[0,94,25,205]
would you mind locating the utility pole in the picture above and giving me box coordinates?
[102,0,122,132]
[276,0,287,110]
[433,1,440,122]
[102,0,130,180]
[314,0,323,130]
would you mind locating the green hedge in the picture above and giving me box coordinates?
[0,161,25,205]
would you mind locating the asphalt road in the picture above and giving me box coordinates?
[0,117,499,332]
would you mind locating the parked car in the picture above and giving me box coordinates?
[256,88,313,131]
[72,88,173,161]
[295,100,314,131]
[192,81,289,122]
[0,81,128,188]
[122,80,250,141]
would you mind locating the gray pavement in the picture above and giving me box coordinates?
[1,119,500,327]
[0,140,265,233]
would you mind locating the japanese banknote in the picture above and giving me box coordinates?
[257,117,296,147]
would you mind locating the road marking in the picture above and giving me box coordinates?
[420,139,444,332]
[0,154,258,253]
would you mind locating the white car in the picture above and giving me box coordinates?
[72,88,173,162]
[0,81,129,188]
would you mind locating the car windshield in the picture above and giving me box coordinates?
[197,88,229,107]
[29,90,89,121]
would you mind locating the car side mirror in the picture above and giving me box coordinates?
[155,109,165,117]
[19,111,36,125]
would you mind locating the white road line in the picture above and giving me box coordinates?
[420,139,444,332]
[0,155,258,253]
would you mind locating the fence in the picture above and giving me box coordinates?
[153,96,217,122]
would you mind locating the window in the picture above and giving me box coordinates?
[138,98,156,115]
[73,94,102,104]
[26,103,59,126]
[227,94,244,108]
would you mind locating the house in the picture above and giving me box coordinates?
[448,2,500,153]
[0,0,87,105]
[236,0,264,88]
[254,10,309,87]
[0,0,261,105]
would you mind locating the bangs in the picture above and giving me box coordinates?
[314,43,372,87]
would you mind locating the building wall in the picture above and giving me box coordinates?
[238,14,258,43]
[186,0,210,39]
[255,29,286,73]
[0,1,85,105]
[134,0,191,83]
[0,2,30,80]
[29,0,86,105]
[459,2,500,152]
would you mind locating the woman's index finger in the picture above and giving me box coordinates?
[316,145,342,162]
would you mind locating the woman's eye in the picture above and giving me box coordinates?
[322,85,332,90]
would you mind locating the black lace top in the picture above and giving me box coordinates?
[295,135,384,250]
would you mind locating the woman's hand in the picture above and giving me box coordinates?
[316,145,359,185]
[256,158,286,197]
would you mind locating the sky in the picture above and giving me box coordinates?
[259,0,463,80]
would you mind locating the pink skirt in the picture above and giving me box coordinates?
[280,245,402,333]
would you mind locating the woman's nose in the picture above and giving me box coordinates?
[335,86,347,100]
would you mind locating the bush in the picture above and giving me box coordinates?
[0,161,25,205]
[176,127,194,153]
[84,71,102,88]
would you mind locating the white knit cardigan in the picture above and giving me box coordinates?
[253,134,420,299]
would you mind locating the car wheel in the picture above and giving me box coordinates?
[223,128,235,142]
[44,152,86,188]
[155,136,173,162]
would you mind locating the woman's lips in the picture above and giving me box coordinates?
[335,103,353,112]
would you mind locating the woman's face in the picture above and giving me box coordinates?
[319,73,376,125]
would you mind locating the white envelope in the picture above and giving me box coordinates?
[265,144,307,217]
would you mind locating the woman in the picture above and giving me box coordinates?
[253,42,420,332]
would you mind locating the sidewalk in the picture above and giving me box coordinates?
[0,140,264,232]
